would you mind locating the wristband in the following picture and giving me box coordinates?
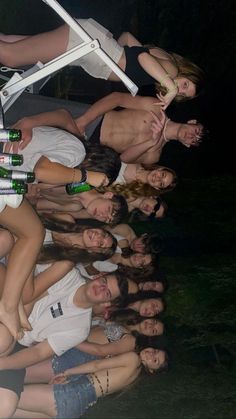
[80,167,87,183]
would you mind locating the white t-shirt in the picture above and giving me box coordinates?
[113,162,127,184]
[4,126,86,175]
[18,269,92,356]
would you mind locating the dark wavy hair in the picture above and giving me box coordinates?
[38,215,117,264]
[115,290,165,310]
[75,143,121,186]
[116,263,157,281]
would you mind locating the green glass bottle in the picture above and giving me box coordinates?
[0,129,22,142]
[66,182,94,195]
[0,153,24,166]
[0,187,27,195]
[0,178,27,193]
[0,166,35,183]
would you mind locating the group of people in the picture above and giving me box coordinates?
[0,13,204,419]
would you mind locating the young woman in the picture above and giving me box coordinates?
[0,215,118,305]
[78,318,164,357]
[0,200,44,340]
[100,164,177,199]
[0,19,204,108]
[110,291,165,319]
[128,196,168,220]
[13,347,168,418]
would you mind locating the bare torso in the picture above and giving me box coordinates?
[100,108,159,152]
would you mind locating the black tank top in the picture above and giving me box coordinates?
[124,46,156,87]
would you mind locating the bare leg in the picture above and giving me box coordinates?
[0,200,44,340]
[0,388,19,419]
[14,408,51,418]
[25,358,54,384]
[0,24,69,67]
[16,384,56,418]
[0,228,14,259]
[0,33,29,42]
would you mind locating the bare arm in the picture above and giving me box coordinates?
[22,261,74,304]
[109,224,136,243]
[64,351,139,376]
[77,334,135,357]
[75,93,158,135]
[0,340,54,370]
[34,156,106,187]
[120,138,161,164]
[7,109,80,152]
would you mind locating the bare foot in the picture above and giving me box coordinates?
[0,300,24,340]
[18,300,32,331]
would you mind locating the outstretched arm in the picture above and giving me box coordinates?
[22,261,74,305]
[75,93,158,135]
[77,334,135,357]
[52,351,139,381]
[34,156,107,187]
[0,340,54,370]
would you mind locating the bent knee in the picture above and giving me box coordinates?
[0,324,15,356]
[0,388,19,418]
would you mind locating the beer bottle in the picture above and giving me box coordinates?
[0,129,22,142]
[66,182,94,195]
[0,187,27,195]
[0,178,28,193]
[0,167,35,183]
[0,153,24,166]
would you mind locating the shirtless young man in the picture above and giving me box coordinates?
[75,92,204,164]
[12,93,204,166]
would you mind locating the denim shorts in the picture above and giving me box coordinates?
[52,348,98,418]
[52,347,98,374]
[54,374,97,419]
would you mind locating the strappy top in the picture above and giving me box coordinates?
[124,46,156,87]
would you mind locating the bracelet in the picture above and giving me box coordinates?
[80,167,87,183]
[159,73,171,86]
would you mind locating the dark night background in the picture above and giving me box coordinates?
[0,1,235,418]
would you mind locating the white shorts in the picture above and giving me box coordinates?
[67,18,124,79]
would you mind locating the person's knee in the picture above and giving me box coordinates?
[0,43,18,67]
[0,324,15,356]
[0,229,14,258]
[0,388,19,418]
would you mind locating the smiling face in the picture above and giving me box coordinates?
[175,77,196,98]
[147,168,174,190]
[86,275,120,304]
[129,253,152,269]
[82,228,113,252]
[138,197,165,218]
[140,348,166,372]
[139,319,164,336]
[139,298,164,317]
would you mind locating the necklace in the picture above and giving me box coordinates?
[163,118,170,142]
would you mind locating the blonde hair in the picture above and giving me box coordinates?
[147,47,205,101]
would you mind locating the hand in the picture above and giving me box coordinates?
[150,110,166,144]
[25,184,41,205]
[178,121,204,148]
[49,372,69,385]
[86,171,109,188]
[5,117,34,153]
[156,89,177,110]
[75,116,87,140]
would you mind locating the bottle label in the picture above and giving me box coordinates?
[0,156,11,164]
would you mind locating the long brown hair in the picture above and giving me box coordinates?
[37,215,117,264]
